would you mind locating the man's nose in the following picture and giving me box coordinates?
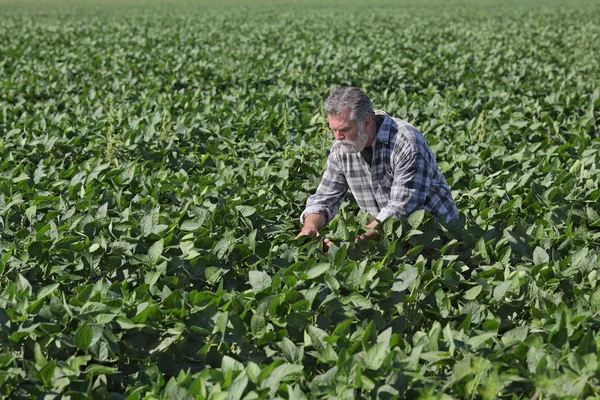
[334,131,345,140]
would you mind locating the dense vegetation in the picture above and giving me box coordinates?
[1,0,599,398]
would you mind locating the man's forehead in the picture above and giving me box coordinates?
[327,109,354,127]
[328,108,352,119]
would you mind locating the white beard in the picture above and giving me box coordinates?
[335,127,369,154]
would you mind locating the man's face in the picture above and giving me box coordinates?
[328,109,368,154]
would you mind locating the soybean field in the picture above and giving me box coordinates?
[0,0,599,398]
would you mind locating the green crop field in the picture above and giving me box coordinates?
[1,0,599,398]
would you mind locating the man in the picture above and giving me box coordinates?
[296,87,458,247]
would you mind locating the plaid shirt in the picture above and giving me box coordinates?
[301,111,458,225]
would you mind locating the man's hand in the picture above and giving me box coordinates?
[295,227,320,239]
[295,214,326,240]
[296,213,331,251]
[295,226,334,252]
[355,220,379,245]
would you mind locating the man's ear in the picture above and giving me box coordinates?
[363,115,372,130]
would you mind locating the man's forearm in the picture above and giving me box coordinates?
[302,213,327,231]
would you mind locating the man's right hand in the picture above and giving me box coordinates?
[295,227,320,239]
[295,214,326,239]
[296,213,330,250]
[295,228,334,252]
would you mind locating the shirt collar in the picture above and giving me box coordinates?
[374,110,393,145]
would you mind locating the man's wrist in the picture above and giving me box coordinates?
[302,213,326,230]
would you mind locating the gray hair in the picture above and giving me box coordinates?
[325,87,375,123]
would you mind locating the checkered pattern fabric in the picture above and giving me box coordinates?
[301,111,458,224]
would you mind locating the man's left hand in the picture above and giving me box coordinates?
[355,229,378,244]
[354,220,379,244]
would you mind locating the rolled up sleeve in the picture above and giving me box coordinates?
[375,150,430,222]
[300,154,348,226]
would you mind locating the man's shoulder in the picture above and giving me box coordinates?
[375,111,419,134]
[378,113,423,151]
[384,114,419,136]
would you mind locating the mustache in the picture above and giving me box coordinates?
[333,139,361,154]
[332,130,368,154]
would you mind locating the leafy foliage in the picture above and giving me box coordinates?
[0,0,599,398]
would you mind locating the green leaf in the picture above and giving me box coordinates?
[246,362,261,384]
[261,363,304,397]
[251,312,266,338]
[75,324,93,351]
[363,342,388,370]
[533,247,549,264]
[464,285,482,300]
[16,273,32,295]
[408,210,425,228]
[303,263,330,280]
[590,286,600,310]
[249,270,271,292]
[228,372,248,400]
[493,280,512,302]
[180,219,204,231]
[214,237,233,259]
[140,209,157,237]
[222,355,244,372]
[572,247,589,268]
[65,355,92,373]
[501,326,529,347]
[132,303,160,323]
[307,325,327,353]
[0,353,16,369]
[246,229,257,252]
[391,267,418,292]
[205,266,228,285]
[85,364,118,376]
[34,342,46,368]
[526,346,545,375]
[467,332,496,350]
[12,172,29,183]
[144,271,160,287]
[279,337,300,363]
[452,357,474,382]
[381,217,395,236]
[214,311,228,335]
[180,240,201,260]
[38,360,57,389]
[475,237,490,262]
[25,205,37,221]
[147,239,164,264]
[236,205,257,217]
[10,323,40,343]
[37,283,60,299]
